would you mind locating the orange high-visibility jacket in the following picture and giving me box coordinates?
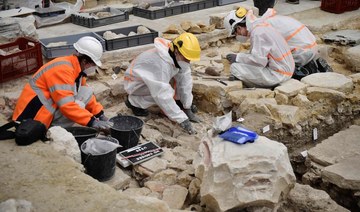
[12,55,103,128]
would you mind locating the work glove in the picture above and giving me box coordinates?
[226,54,237,64]
[184,109,201,123]
[98,113,109,121]
[91,120,113,132]
[180,119,196,135]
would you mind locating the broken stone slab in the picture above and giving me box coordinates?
[162,185,188,209]
[306,87,346,104]
[267,104,301,126]
[308,125,360,166]
[195,135,295,211]
[88,81,111,102]
[274,92,289,105]
[322,29,360,46]
[280,183,349,212]
[301,72,353,93]
[144,180,168,193]
[291,94,311,107]
[104,167,131,190]
[152,169,178,186]
[321,156,360,190]
[193,79,242,113]
[138,157,168,174]
[344,45,360,72]
[105,76,127,97]
[238,98,277,117]
[275,79,308,97]
[228,89,274,105]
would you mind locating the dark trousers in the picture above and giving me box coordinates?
[253,0,276,16]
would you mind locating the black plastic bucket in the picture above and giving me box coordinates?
[109,115,144,151]
[80,136,119,182]
[66,126,97,148]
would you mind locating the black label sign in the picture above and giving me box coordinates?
[119,141,163,165]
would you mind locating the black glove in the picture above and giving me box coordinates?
[98,114,109,121]
[180,119,196,135]
[183,109,201,123]
[226,54,237,64]
[91,120,113,132]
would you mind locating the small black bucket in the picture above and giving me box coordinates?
[109,115,144,151]
[66,126,97,148]
[80,136,119,182]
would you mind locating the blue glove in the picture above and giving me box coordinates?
[180,119,196,135]
[226,54,237,64]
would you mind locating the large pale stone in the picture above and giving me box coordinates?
[301,72,353,93]
[238,98,276,117]
[291,94,311,107]
[275,79,308,97]
[105,77,127,97]
[88,81,111,101]
[228,89,275,105]
[193,79,242,113]
[162,185,188,209]
[280,183,349,212]
[308,125,360,166]
[104,167,131,190]
[306,87,346,103]
[196,135,295,211]
[209,14,226,29]
[139,157,168,173]
[322,156,360,190]
[267,104,300,126]
[152,169,177,185]
[344,45,360,72]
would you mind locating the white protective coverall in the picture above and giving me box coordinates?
[262,8,318,67]
[230,10,295,88]
[124,37,192,124]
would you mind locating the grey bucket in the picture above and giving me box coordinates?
[80,136,119,182]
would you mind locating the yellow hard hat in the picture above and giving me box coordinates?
[171,32,201,61]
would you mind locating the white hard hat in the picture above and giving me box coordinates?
[73,36,103,67]
[223,7,248,37]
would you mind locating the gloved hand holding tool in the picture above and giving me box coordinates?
[226,54,237,64]
[184,109,201,123]
[91,119,113,133]
[180,119,196,135]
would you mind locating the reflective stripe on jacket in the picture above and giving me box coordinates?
[12,55,103,128]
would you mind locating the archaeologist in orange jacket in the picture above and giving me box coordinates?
[12,36,112,131]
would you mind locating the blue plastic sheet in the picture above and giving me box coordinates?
[219,126,258,145]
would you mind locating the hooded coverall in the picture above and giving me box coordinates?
[230,10,295,88]
[262,8,318,67]
[124,37,192,124]
[12,55,103,128]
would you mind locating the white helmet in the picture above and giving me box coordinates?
[73,36,103,67]
[223,7,248,37]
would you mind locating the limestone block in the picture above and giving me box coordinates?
[173,146,196,164]
[162,185,188,209]
[88,81,111,102]
[177,170,193,188]
[164,24,183,34]
[161,33,179,41]
[291,94,311,107]
[180,21,192,31]
[275,79,308,97]
[139,157,168,173]
[47,126,81,163]
[196,29,228,47]
[239,98,276,117]
[0,199,33,212]
[161,148,177,163]
[104,167,131,190]
[141,127,163,143]
[201,24,215,33]
[322,156,360,190]
[308,125,360,166]
[105,77,127,97]
[196,136,295,211]
[122,187,151,196]
[306,87,346,104]
[152,169,178,185]
[280,183,349,212]
[137,26,151,34]
[350,73,360,85]
[228,89,274,105]
[188,178,201,202]
[209,14,226,29]
[144,181,168,193]
[275,92,289,105]
[301,72,353,93]
[267,104,300,126]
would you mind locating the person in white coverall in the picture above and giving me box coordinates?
[262,8,332,80]
[124,33,201,135]
[224,7,295,88]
